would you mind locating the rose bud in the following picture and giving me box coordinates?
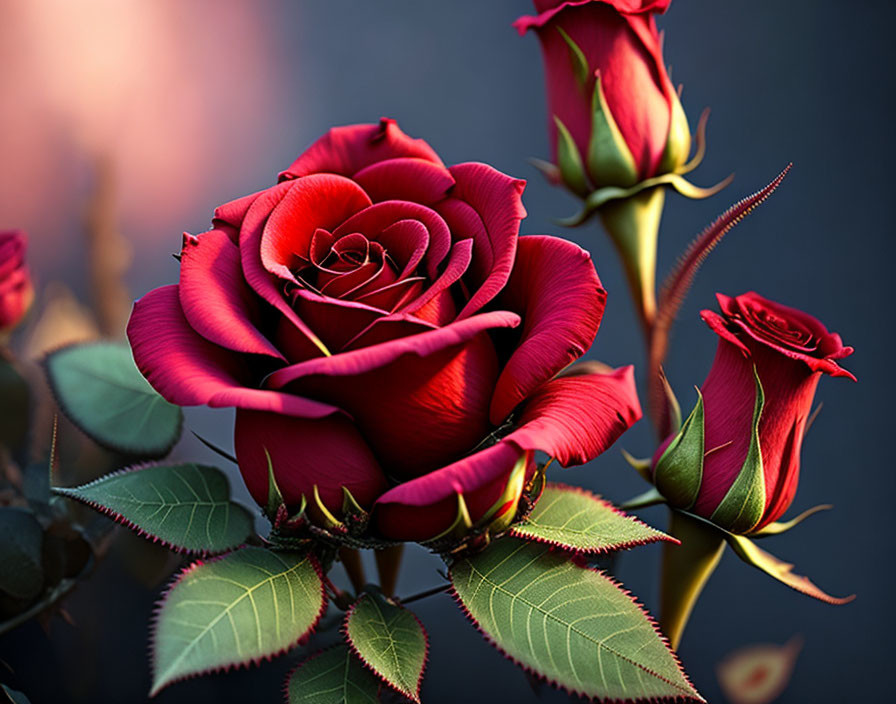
[0,230,34,336]
[514,0,689,194]
[515,1,728,331]
[652,292,854,534]
[127,119,642,543]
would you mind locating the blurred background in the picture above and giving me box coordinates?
[0,1,893,702]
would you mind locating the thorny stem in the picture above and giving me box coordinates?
[399,583,451,605]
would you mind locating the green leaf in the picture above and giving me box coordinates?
[0,507,44,600]
[45,341,183,457]
[725,533,854,605]
[0,356,30,455]
[2,684,32,704]
[287,645,380,704]
[510,483,674,554]
[751,504,833,537]
[54,463,254,554]
[345,591,427,702]
[450,538,703,703]
[151,546,325,696]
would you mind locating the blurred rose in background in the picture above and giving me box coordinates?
[0,0,287,297]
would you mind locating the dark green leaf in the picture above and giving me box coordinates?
[345,591,427,702]
[54,463,255,554]
[450,538,702,702]
[45,341,182,457]
[287,645,380,704]
[151,547,325,696]
[0,356,30,455]
[2,684,32,704]
[0,508,44,600]
[510,483,674,554]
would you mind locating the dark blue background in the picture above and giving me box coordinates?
[2,2,893,702]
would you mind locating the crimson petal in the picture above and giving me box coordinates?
[178,229,283,359]
[127,286,338,418]
[234,409,387,513]
[354,157,455,205]
[490,235,607,425]
[279,118,444,181]
[506,366,642,466]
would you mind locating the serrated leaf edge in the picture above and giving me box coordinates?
[42,342,183,458]
[53,462,255,556]
[448,547,704,704]
[149,550,327,697]
[508,482,678,555]
[282,645,382,704]
[342,593,429,703]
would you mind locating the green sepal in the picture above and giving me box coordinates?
[475,452,528,534]
[619,487,666,510]
[558,170,733,227]
[311,485,344,531]
[724,533,854,604]
[556,27,589,86]
[660,368,682,434]
[265,448,285,521]
[621,449,652,483]
[653,389,705,510]
[658,87,692,175]
[587,73,639,189]
[553,116,590,196]
[341,487,367,520]
[709,368,767,534]
[751,504,833,538]
[421,492,472,545]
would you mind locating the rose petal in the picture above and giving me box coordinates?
[354,157,455,205]
[490,235,606,425]
[444,163,526,319]
[266,309,519,388]
[127,285,339,418]
[334,200,451,280]
[374,441,524,541]
[400,238,473,323]
[260,174,371,284]
[178,229,284,359]
[279,118,444,181]
[506,366,642,466]
[238,180,330,359]
[234,409,387,512]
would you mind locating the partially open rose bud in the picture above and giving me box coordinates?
[652,292,855,534]
[0,230,34,336]
[515,0,688,193]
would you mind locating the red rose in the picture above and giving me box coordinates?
[0,230,34,335]
[127,119,641,541]
[515,0,689,189]
[652,292,854,533]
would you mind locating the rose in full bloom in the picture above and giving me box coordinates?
[514,0,690,192]
[127,119,641,541]
[0,230,34,335]
[652,292,854,533]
